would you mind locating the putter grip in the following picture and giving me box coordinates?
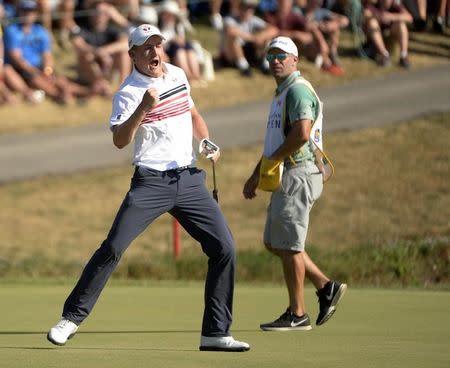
[213,189,218,202]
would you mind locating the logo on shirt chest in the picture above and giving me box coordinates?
[267,110,282,129]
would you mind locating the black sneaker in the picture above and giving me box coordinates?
[316,280,347,326]
[399,57,411,69]
[240,67,252,77]
[377,54,391,67]
[260,309,312,331]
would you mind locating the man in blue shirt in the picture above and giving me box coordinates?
[3,0,92,104]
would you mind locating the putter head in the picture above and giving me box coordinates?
[199,138,220,159]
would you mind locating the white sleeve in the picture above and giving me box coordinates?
[109,91,138,130]
[251,16,267,32]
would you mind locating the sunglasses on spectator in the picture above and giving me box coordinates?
[266,53,289,62]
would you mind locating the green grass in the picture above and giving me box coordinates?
[0,282,449,368]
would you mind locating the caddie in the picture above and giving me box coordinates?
[243,36,347,331]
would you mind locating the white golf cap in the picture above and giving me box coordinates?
[128,24,165,50]
[266,36,298,57]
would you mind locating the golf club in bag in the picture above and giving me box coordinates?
[199,138,220,202]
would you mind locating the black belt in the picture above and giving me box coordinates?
[164,165,191,173]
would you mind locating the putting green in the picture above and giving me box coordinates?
[0,282,449,368]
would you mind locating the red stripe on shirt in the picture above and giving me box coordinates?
[147,100,190,118]
[142,105,191,124]
[151,92,189,112]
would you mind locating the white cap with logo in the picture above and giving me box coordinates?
[266,36,298,57]
[128,24,165,50]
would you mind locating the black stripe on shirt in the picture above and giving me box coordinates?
[159,84,187,101]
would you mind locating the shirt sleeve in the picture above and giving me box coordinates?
[223,16,238,28]
[250,16,267,31]
[109,91,138,130]
[286,84,317,124]
[39,26,52,53]
[3,25,20,53]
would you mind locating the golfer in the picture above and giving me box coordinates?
[47,24,250,352]
[243,36,346,331]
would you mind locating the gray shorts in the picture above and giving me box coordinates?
[263,162,323,252]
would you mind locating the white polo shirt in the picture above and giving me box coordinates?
[109,63,195,171]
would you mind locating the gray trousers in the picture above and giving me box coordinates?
[62,165,235,337]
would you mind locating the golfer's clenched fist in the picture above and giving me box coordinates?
[141,88,159,111]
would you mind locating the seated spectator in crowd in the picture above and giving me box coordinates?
[0,23,17,105]
[1,0,44,104]
[221,0,278,76]
[157,0,203,84]
[3,0,93,104]
[70,0,131,96]
[303,0,349,67]
[209,0,241,30]
[431,0,448,32]
[265,0,344,75]
[403,0,448,33]
[39,0,80,49]
[362,0,413,68]
[96,1,158,33]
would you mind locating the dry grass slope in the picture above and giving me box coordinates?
[0,112,448,269]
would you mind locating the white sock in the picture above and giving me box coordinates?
[400,50,408,59]
[237,58,249,71]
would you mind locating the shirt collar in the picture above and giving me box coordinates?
[275,71,301,95]
[131,63,168,83]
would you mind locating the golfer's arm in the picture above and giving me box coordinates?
[269,119,311,161]
[191,105,209,142]
[112,105,147,149]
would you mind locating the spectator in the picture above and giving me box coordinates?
[209,0,241,30]
[157,0,203,84]
[70,0,131,96]
[1,0,44,104]
[265,0,345,76]
[303,0,349,67]
[362,0,413,68]
[401,0,427,30]
[0,12,17,105]
[403,0,448,33]
[221,0,278,76]
[3,0,93,104]
[44,0,79,49]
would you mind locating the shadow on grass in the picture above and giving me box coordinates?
[0,329,258,335]
[0,346,199,352]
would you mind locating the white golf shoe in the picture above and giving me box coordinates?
[199,335,250,352]
[47,318,79,346]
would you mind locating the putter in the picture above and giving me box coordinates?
[212,160,218,202]
[199,138,220,202]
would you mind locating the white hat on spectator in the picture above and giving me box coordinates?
[138,6,158,25]
[158,0,181,16]
[266,36,298,57]
[128,24,165,50]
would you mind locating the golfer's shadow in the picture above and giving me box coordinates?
[0,329,257,335]
[0,329,258,352]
